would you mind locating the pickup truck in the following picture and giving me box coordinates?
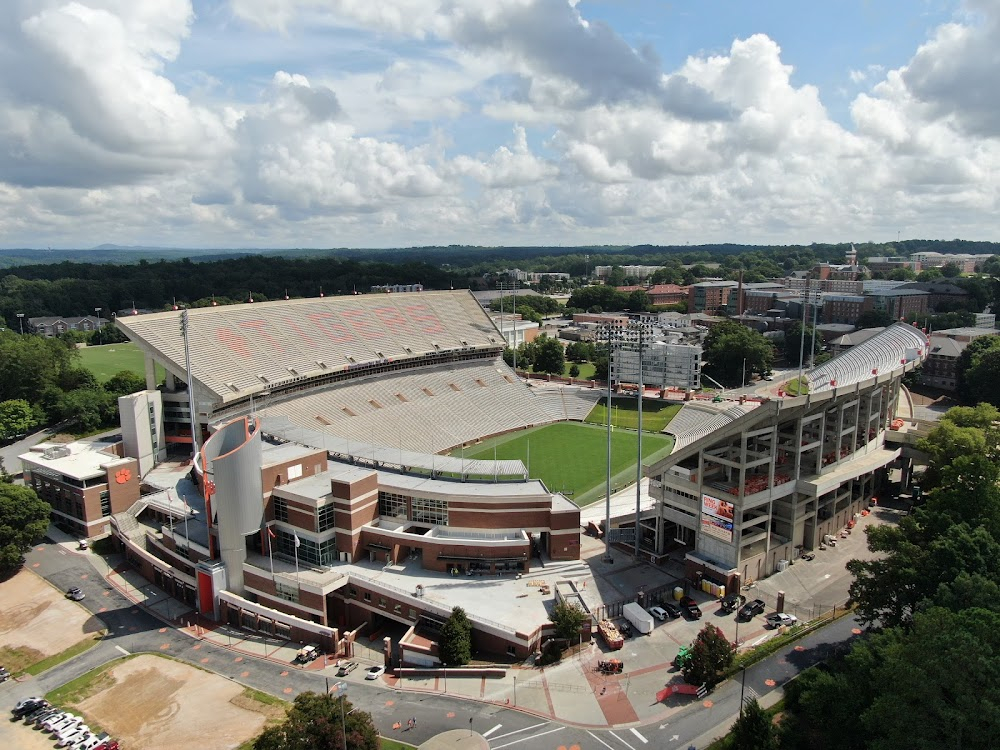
[294,644,320,664]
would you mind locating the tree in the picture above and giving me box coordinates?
[549,601,589,641]
[532,336,566,375]
[729,698,778,750]
[439,606,472,666]
[782,321,822,367]
[253,692,378,750]
[568,364,580,378]
[0,399,36,441]
[702,321,774,387]
[56,389,115,432]
[104,371,147,398]
[854,309,894,328]
[0,484,51,573]
[682,623,735,687]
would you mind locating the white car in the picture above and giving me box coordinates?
[365,665,386,680]
[648,606,668,622]
[72,735,104,750]
[765,612,798,629]
[49,715,82,735]
[42,712,73,731]
[56,723,89,745]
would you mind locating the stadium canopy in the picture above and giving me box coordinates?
[806,322,928,394]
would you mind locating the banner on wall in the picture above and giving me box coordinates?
[702,493,735,521]
[701,514,734,542]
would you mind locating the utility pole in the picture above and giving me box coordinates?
[604,325,615,564]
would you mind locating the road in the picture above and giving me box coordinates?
[2,541,867,750]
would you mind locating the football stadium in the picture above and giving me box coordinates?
[17,289,928,661]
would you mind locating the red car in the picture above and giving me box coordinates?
[679,596,702,619]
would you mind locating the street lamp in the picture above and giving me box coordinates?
[602,324,615,564]
[513,675,517,706]
[16,312,24,335]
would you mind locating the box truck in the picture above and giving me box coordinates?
[622,602,654,635]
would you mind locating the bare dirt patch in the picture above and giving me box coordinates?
[76,655,267,750]
[0,569,95,661]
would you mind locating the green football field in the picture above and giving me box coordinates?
[77,342,166,384]
[584,397,682,432]
[453,421,674,507]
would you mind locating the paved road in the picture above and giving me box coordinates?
[2,542,867,750]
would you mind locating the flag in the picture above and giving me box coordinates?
[293,532,301,548]
[267,527,276,539]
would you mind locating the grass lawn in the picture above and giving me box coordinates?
[25,634,103,676]
[564,361,596,379]
[380,739,417,750]
[77,342,165,383]
[453,421,673,506]
[783,377,809,396]
[584,397,682,433]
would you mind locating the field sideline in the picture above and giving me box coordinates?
[454,421,674,507]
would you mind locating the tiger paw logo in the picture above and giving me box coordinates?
[115,468,132,484]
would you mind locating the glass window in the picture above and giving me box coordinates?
[378,491,408,521]
[273,497,288,522]
[317,503,336,532]
[100,490,111,517]
[411,496,448,526]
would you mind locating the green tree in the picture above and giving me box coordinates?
[854,309,894,328]
[702,321,774,387]
[568,364,580,378]
[782,321,822,367]
[0,484,51,573]
[57,389,115,432]
[682,623,735,687]
[532,336,566,375]
[0,398,36,441]
[729,699,778,750]
[548,601,589,641]
[253,693,378,750]
[104,371,147,398]
[439,606,472,666]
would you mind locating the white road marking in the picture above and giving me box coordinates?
[483,724,503,738]
[490,726,563,748]
[629,727,648,744]
[487,722,549,741]
[585,731,617,750]
[114,646,130,656]
[608,730,637,750]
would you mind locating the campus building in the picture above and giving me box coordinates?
[645,324,927,592]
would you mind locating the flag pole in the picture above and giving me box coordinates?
[268,528,275,578]
[294,533,300,584]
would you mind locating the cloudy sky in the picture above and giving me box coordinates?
[1,0,998,249]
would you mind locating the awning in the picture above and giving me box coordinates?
[798,447,900,496]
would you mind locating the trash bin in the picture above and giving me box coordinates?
[776,559,789,572]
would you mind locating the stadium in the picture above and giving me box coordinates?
[24,290,927,661]
[105,290,605,659]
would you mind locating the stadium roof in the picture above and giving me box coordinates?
[116,290,502,404]
[807,323,928,394]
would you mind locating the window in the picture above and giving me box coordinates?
[408,608,417,620]
[378,597,387,609]
[394,604,402,614]
[364,592,372,602]
[317,503,336,533]
[274,528,336,567]
[348,586,358,598]
[411,496,448,526]
[273,497,288,522]
[378,491,408,520]
[100,490,111,517]
[275,581,300,603]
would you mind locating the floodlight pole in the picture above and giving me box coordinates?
[797,277,809,391]
[180,309,200,463]
[604,325,614,564]
[634,324,645,561]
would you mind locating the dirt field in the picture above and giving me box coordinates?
[77,656,270,750]
[0,569,97,670]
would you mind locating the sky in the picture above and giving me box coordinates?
[1,0,998,250]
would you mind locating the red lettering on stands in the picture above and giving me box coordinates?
[284,318,316,346]
[217,327,251,357]
[403,304,446,334]
[372,306,411,335]
[238,319,285,353]
[306,312,355,343]
[341,308,385,340]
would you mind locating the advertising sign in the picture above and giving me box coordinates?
[701,514,734,542]
[702,493,735,521]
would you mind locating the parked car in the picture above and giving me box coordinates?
[66,587,85,601]
[12,697,47,717]
[719,593,746,613]
[660,602,682,619]
[55,722,90,745]
[42,712,75,732]
[618,619,632,637]
[93,739,119,750]
[48,714,82,734]
[738,599,766,621]
[765,613,799,629]
[77,539,89,550]
[365,665,386,681]
[74,735,106,750]
[648,606,669,622]
[679,596,702,619]
[336,661,358,677]
[26,707,58,723]
[800,552,815,561]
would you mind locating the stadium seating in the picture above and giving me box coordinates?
[807,323,927,394]
[667,402,761,451]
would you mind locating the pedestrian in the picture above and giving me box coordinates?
[411,717,416,727]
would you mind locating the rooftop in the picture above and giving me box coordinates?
[20,440,130,480]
